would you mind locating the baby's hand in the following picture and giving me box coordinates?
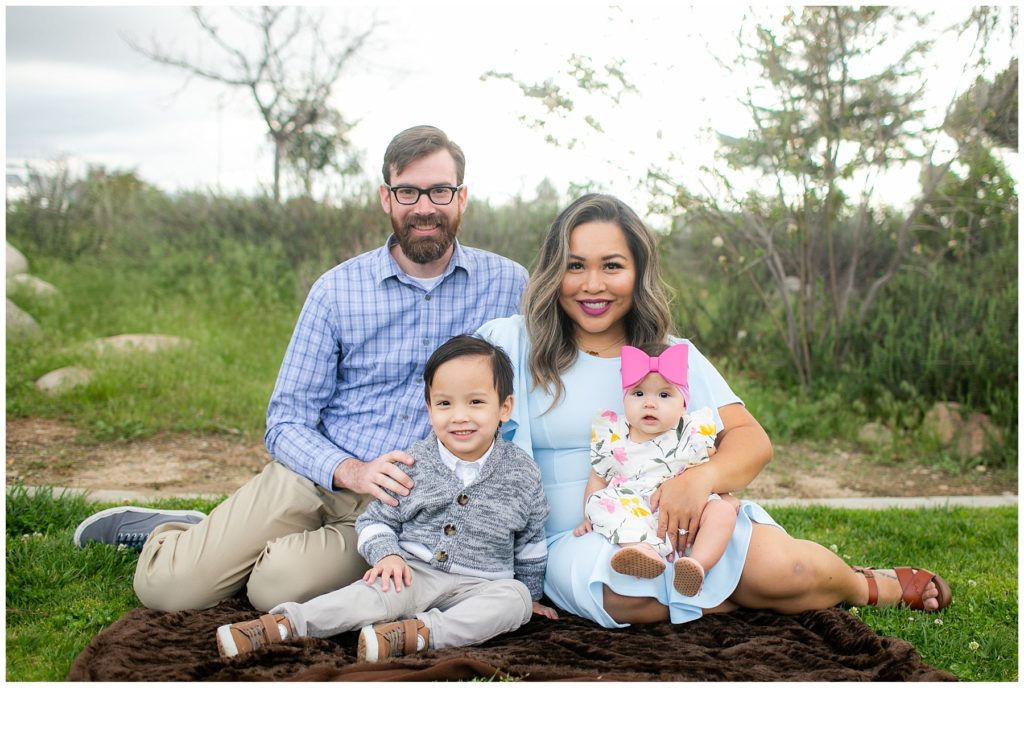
[362,555,412,592]
[533,601,559,620]
[573,519,593,537]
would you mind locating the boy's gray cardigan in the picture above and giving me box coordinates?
[355,433,549,600]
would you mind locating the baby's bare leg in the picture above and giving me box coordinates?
[689,498,737,571]
[672,499,735,596]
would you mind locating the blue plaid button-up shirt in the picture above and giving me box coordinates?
[265,238,528,490]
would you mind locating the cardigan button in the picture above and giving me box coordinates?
[436,550,448,562]
[457,493,469,505]
[444,524,456,536]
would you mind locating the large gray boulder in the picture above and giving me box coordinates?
[35,366,93,395]
[922,402,1004,459]
[6,298,41,339]
[6,242,28,276]
[86,333,192,354]
[7,273,59,299]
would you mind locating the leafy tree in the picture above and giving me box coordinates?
[660,8,1016,390]
[127,6,374,203]
[486,7,1016,394]
[481,54,636,150]
[283,106,362,200]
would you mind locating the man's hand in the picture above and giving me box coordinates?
[533,601,559,620]
[362,555,412,592]
[334,451,415,505]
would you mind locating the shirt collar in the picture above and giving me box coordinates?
[373,235,467,286]
[436,436,495,474]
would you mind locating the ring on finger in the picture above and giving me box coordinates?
[677,528,688,536]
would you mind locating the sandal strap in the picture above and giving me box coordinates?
[854,567,878,606]
[894,567,934,610]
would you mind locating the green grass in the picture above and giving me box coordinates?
[6,484,1017,681]
[5,483,223,681]
[761,503,1018,681]
[5,243,299,441]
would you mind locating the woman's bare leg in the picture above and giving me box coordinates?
[729,524,941,612]
[602,522,942,624]
[602,585,668,624]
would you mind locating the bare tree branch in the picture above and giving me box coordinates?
[124,6,376,202]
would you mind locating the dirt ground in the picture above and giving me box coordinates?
[4,417,1018,501]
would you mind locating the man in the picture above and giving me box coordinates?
[74,125,528,612]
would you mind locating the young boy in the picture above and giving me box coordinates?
[216,335,556,662]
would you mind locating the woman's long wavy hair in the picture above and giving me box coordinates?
[523,193,674,409]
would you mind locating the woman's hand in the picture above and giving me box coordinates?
[573,518,593,537]
[653,403,773,553]
[652,463,716,554]
[362,555,412,592]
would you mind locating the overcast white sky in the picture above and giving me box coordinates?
[3,3,1018,212]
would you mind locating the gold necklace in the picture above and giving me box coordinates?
[578,334,626,357]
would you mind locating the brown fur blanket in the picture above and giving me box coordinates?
[68,598,954,681]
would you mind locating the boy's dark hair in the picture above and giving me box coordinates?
[423,335,514,404]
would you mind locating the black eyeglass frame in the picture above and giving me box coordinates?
[387,184,464,206]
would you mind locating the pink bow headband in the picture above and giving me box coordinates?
[620,344,690,404]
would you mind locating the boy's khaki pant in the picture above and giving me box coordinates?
[272,560,534,649]
[133,461,371,612]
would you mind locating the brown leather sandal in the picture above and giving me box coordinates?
[854,566,953,611]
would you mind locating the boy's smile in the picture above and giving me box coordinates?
[427,355,514,462]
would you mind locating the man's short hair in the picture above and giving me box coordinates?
[424,335,514,404]
[382,125,466,185]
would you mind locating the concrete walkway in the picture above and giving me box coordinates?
[6,484,1018,509]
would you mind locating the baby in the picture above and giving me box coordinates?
[574,343,738,596]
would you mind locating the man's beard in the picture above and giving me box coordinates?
[392,209,462,265]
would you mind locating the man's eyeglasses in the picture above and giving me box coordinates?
[388,185,463,206]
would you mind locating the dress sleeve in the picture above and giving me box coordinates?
[590,409,623,480]
[668,337,742,431]
[682,406,719,458]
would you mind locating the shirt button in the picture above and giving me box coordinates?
[425,295,432,301]
[401,415,409,421]
[436,550,448,562]
[457,493,469,505]
[422,338,429,346]
[444,524,456,536]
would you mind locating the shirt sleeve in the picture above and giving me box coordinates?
[264,279,350,489]
[356,495,409,566]
[513,465,549,601]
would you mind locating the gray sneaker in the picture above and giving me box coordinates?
[73,505,207,550]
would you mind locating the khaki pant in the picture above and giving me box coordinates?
[134,461,371,612]
[272,559,533,650]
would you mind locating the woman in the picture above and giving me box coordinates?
[478,193,950,627]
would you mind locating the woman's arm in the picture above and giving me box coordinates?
[653,403,773,553]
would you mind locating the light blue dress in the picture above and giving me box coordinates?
[478,315,783,627]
